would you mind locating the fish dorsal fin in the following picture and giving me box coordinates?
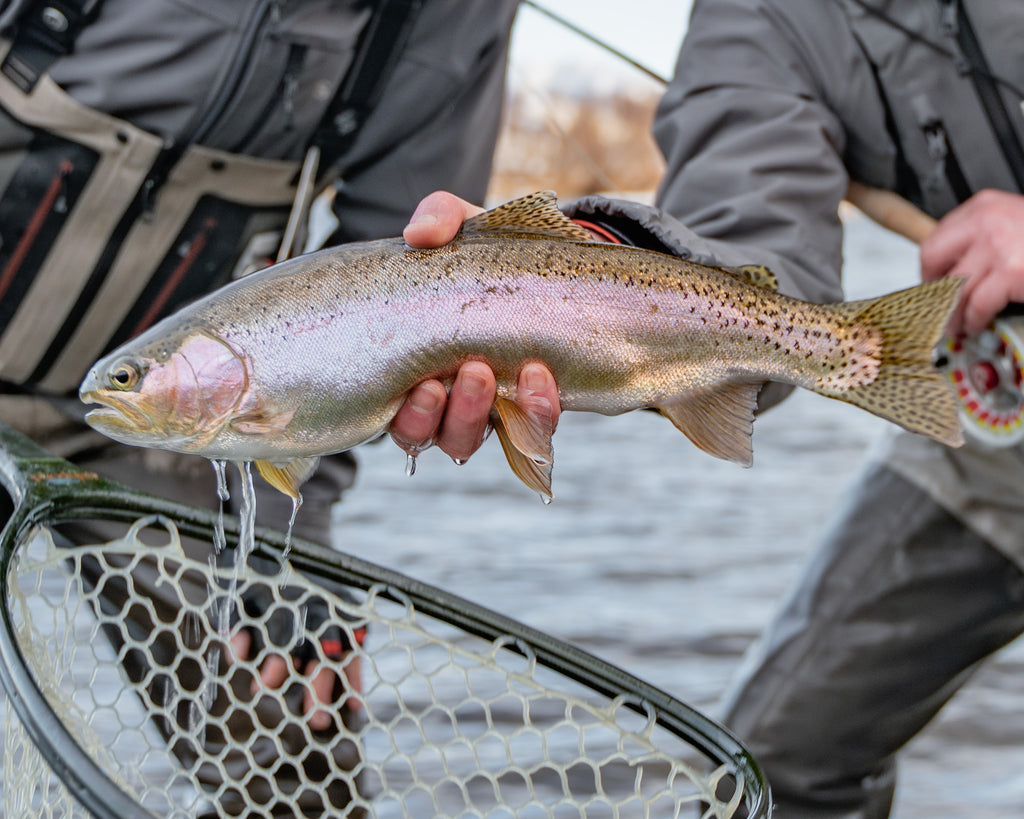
[255,456,320,500]
[491,393,555,501]
[720,264,779,290]
[656,381,763,466]
[459,191,596,242]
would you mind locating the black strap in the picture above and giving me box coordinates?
[314,0,424,172]
[1,0,103,92]
[946,0,1024,192]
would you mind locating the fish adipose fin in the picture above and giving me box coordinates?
[822,277,964,447]
[657,382,763,467]
[459,191,596,243]
[491,394,555,500]
[720,264,779,291]
[256,456,320,500]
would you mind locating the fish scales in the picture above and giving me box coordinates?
[80,191,964,500]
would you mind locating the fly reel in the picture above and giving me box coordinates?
[938,316,1024,447]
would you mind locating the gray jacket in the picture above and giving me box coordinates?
[584,0,1024,563]
[0,0,518,395]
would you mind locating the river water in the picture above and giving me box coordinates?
[331,215,1024,819]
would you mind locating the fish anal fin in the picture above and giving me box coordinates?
[720,264,779,290]
[493,395,554,464]
[459,191,595,243]
[491,394,555,500]
[255,456,320,500]
[657,382,763,466]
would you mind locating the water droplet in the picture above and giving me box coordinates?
[283,493,302,560]
[210,460,229,554]
[453,458,467,466]
[236,461,257,564]
[405,453,417,477]
[541,494,553,506]
[212,459,229,502]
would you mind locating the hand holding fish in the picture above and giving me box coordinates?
[391,192,561,463]
[920,189,1024,335]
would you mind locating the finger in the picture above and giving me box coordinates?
[343,654,363,712]
[229,629,251,662]
[256,653,291,694]
[920,213,974,282]
[436,361,497,462]
[303,661,338,732]
[956,259,1024,336]
[943,243,996,335]
[403,191,484,248]
[961,271,1010,335]
[518,362,561,429]
[389,379,448,454]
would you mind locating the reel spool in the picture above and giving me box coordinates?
[939,316,1024,447]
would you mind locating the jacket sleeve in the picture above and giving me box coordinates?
[325,1,518,243]
[580,0,892,308]
[568,0,893,409]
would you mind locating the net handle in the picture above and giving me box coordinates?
[0,425,156,817]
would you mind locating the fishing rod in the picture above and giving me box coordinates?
[519,0,669,85]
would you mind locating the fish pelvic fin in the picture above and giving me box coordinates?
[255,456,320,500]
[491,394,555,500]
[459,191,596,243]
[657,381,763,466]
[822,277,965,447]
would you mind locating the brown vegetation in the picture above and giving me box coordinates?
[487,87,666,204]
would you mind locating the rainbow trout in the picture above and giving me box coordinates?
[80,192,963,500]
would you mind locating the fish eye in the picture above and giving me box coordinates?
[108,360,141,391]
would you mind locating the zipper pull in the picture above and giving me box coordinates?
[140,138,178,220]
[937,0,971,74]
[939,0,958,37]
[140,177,158,219]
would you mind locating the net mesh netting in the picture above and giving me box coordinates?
[2,515,753,818]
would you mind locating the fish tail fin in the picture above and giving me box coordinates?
[824,278,964,446]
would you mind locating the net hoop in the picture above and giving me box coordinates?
[0,422,771,818]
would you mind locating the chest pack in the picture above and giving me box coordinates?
[844,0,1024,214]
[0,0,421,395]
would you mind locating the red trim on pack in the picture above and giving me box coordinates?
[571,218,622,244]
[130,216,218,337]
[320,627,367,657]
[0,160,72,301]
[320,639,345,657]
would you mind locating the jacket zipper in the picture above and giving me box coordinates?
[939,0,1024,192]
[141,0,279,214]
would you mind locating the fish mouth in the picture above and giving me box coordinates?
[80,390,153,432]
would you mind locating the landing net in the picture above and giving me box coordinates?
[0,426,770,818]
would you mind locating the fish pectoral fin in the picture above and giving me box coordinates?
[255,457,320,500]
[230,405,297,435]
[657,381,763,467]
[491,395,555,500]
